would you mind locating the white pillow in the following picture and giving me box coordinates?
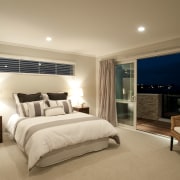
[44,106,65,116]
[13,93,20,104]
[17,102,29,117]
[48,100,73,114]
[13,93,24,117]
[174,127,180,133]
[42,93,49,101]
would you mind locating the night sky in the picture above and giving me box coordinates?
[137,53,180,86]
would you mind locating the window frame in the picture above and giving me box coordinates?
[0,57,75,76]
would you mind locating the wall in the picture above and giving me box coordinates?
[0,43,96,126]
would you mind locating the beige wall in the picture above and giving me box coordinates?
[0,44,96,126]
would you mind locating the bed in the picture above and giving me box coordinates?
[6,92,120,171]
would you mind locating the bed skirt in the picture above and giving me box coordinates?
[36,137,109,167]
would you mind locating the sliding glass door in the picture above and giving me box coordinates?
[115,61,136,126]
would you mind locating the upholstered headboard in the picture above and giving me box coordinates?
[0,72,71,128]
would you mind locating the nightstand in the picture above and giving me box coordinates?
[0,116,2,143]
[73,107,89,114]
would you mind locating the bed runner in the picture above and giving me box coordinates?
[23,116,100,147]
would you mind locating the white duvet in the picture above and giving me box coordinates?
[7,112,119,170]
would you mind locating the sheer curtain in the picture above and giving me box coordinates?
[98,59,117,126]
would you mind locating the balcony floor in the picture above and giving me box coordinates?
[136,118,171,137]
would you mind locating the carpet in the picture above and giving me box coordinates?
[0,127,180,180]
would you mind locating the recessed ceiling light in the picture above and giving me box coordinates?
[46,36,52,42]
[137,26,145,32]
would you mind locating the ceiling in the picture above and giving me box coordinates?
[0,0,180,57]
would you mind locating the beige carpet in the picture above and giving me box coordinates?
[0,127,180,180]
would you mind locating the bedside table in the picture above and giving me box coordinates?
[0,116,2,143]
[73,107,89,114]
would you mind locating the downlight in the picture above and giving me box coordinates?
[46,36,52,42]
[137,26,145,32]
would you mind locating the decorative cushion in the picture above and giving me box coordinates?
[174,127,180,133]
[17,92,42,103]
[47,92,68,100]
[48,99,73,114]
[13,93,44,116]
[20,100,45,117]
[44,106,65,116]
[13,93,26,116]
[17,102,29,117]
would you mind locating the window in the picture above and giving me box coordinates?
[20,60,39,74]
[39,62,56,75]
[57,64,74,75]
[0,57,74,76]
[0,58,19,72]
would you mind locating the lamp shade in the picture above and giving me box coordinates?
[76,88,83,97]
[69,88,83,97]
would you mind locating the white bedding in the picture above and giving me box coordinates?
[7,112,120,170]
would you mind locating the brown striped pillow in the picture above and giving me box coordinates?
[20,100,45,117]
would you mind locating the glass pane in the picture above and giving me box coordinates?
[0,58,19,72]
[40,62,56,74]
[116,102,134,126]
[115,63,134,126]
[20,60,39,73]
[57,64,74,75]
[116,63,134,100]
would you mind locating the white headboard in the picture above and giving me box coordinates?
[0,73,72,128]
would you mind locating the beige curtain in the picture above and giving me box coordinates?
[98,59,117,126]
